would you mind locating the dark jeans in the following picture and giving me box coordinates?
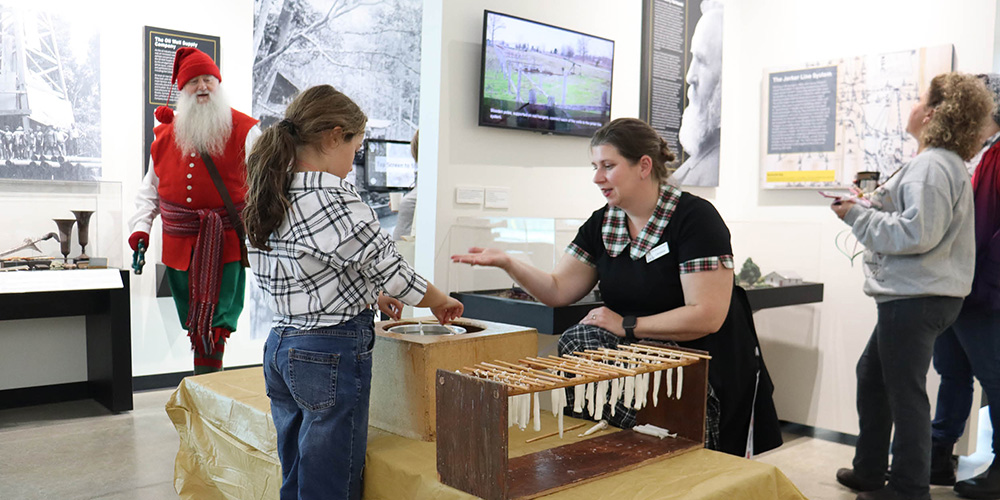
[853,296,962,500]
[932,302,1000,455]
[263,310,375,500]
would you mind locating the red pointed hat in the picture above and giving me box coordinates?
[154,47,221,124]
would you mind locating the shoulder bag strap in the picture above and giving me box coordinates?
[200,151,250,266]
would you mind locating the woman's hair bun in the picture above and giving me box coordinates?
[659,137,676,163]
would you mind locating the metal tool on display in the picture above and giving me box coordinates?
[0,232,59,257]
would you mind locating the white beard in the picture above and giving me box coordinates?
[174,87,232,156]
[678,81,722,158]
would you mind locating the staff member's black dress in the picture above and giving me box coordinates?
[559,184,782,456]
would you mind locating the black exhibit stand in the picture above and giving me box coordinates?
[0,269,133,413]
[452,282,825,334]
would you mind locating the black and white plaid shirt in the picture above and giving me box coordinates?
[248,171,427,330]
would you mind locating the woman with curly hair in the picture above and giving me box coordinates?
[832,72,995,500]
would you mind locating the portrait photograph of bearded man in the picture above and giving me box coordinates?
[129,47,262,374]
[672,0,723,187]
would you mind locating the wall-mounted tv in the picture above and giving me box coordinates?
[479,11,614,137]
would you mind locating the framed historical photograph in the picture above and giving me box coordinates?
[639,0,723,187]
[0,3,102,182]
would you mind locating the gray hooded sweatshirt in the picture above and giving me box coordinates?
[842,147,975,302]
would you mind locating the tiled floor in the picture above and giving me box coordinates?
[0,387,993,499]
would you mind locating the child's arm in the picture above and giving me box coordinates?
[416,284,464,324]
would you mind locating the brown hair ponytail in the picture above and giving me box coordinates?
[243,85,367,251]
[244,125,296,251]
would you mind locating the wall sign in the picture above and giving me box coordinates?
[142,26,220,177]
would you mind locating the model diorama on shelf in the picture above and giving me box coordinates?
[0,210,103,271]
[737,257,804,289]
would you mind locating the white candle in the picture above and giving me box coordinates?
[574,384,585,413]
[653,370,662,407]
[532,392,541,432]
[676,366,684,399]
[586,382,595,418]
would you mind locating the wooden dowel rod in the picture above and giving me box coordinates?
[493,361,568,382]
[621,343,712,360]
[527,357,604,378]
[522,358,596,378]
[616,344,685,360]
[524,422,588,443]
[466,367,533,390]
[561,354,636,376]
[543,356,612,377]
[596,348,679,366]
[480,362,555,386]
[584,350,658,367]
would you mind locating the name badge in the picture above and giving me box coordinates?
[646,241,670,263]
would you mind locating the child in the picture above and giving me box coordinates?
[243,84,463,500]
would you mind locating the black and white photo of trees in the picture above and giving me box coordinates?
[253,0,421,142]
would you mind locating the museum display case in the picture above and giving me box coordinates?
[0,179,123,271]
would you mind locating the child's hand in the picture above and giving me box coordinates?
[431,297,464,325]
[377,292,403,320]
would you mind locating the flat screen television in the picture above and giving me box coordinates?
[354,139,416,192]
[479,10,615,137]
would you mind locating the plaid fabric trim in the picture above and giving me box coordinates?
[601,184,683,260]
[678,254,735,275]
[556,323,720,450]
[566,242,596,268]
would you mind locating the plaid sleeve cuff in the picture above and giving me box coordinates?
[566,242,596,268]
[678,255,734,275]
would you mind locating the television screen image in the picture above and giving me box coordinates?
[362,139,416,191]
[479,11,614,137]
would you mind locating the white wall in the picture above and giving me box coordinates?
[717,0,998,436]
[419,0,999,436]
[0,0,258,389]
[417,0,642,292]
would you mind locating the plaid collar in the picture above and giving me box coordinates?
[289,171,359,195]
[602,184,682,260]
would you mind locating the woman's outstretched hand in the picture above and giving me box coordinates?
[450,247,511,270]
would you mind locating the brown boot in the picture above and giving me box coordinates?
[837,467,886,492]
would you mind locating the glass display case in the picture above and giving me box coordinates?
[447,216,585,293]
[448,216,597,334]
[0,179,123,270]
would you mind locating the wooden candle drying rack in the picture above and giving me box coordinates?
[435,342,710,500]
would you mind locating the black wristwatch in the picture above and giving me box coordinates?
[622,315,637,341]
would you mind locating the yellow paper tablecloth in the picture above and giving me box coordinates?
[166,368,806,500]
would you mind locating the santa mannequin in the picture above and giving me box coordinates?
[129,47,261,374]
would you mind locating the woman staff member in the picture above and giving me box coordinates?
[452,118,782,457]
[832,72,993,500]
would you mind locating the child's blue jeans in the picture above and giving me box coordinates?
[263,309,375,500]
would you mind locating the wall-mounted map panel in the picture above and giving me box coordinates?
[760,45,954,189]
